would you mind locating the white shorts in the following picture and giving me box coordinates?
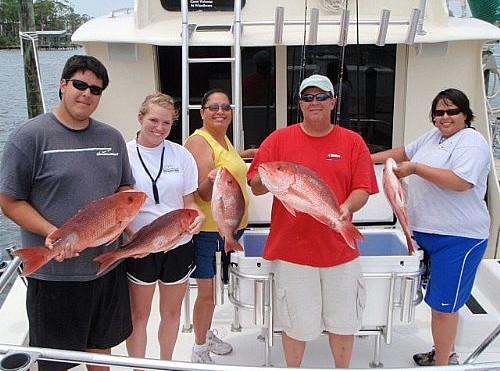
[272,259,366,341]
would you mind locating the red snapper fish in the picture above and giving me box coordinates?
[13,190,147,276]
[258,161,364,249]
[383,157,415,255]
[211,167,245,252]
[94,208,198,274]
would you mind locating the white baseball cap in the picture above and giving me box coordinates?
[299,74,335,96]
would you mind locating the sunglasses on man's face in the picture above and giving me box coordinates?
[300,92,332,102]
[434,109,461,117]
[66,79,104,96]
[203,103,232,112]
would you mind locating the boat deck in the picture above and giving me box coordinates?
[100,283,500,369]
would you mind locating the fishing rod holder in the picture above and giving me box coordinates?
[0,351,40,371]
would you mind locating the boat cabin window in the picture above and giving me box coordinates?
[157,44,395,153]
[287,45,396,153]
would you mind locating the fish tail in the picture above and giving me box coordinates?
[339,223,364,250]
[93,251,121,275]
[224,237,244,253]
[13,247,54,276]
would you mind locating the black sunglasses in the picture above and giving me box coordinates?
[66,79,104,96]
[434,109,461,117]
[203,103,232,112]
[300,92,332,102]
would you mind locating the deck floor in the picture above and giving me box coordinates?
[102,284,500,370]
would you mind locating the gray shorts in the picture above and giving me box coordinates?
[272,259,366,341]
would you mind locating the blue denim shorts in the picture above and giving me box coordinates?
[191,230,244,279]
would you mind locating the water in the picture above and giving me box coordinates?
[0,49,83,261]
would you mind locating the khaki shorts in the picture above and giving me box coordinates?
[272,259,366,341]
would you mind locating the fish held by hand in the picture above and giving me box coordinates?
[211,167,245,252]
[382,158,415,255]
[94,208,198,274]
[13,190,147,276]
[258,161,363,249]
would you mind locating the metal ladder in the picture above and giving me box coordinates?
[180,0,244,150]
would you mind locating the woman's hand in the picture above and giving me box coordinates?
[393,161,415,179]
[188,211,206,235]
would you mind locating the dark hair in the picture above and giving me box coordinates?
[201,88,231,108]
[59,55,109,99]
[430,88,474,127]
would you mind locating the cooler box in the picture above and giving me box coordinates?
[230,229,423,333]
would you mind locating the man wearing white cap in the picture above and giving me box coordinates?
[247,74,378,368]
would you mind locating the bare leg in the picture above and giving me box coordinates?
[193,278,215,345]
[328,333,354,368]
[126,281,156,370]
[432,309,459,365]
[282,331,306,367]
[86,348,111,371]
[158,281,188,360]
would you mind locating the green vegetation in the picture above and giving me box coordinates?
[0,0,91,48]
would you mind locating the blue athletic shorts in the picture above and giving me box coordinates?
[413,231,487,313]
[191,230,244,280]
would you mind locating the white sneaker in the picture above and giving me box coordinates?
[207,329,232,355]
[191,346,214,364]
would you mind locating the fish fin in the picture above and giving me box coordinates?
[93,251,122,275]
[279,200,297,217]
[224,237,244,253]
[13,247,55,276]
[338,223,364,250]
[288,187,318,205]
[105,232,122,246]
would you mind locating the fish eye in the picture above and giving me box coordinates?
[127,196,134,202]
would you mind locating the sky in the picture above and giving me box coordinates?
[68,0,135,18]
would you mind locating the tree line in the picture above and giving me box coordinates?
[0,0,91,47]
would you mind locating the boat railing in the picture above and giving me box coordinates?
[108,7,133,18]
[0,247,23,297]
[1,343,500,371]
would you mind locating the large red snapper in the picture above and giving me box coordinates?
[211,167,245,252]
[258,161,363,249]
[13,190,148,276]
[382,158,415,254]
[94,208,198,274]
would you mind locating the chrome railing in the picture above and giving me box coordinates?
[2,344,500,371]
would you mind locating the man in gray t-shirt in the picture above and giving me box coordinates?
[0,55,134,371]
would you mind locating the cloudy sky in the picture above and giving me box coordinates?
[68,0,134,17]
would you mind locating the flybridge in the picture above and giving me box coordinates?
[161,0,247,11]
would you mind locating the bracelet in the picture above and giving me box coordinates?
[412,162,418,175]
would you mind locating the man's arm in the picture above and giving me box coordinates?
[0,194,56,238]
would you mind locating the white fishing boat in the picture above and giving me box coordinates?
[1,0,500,370]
